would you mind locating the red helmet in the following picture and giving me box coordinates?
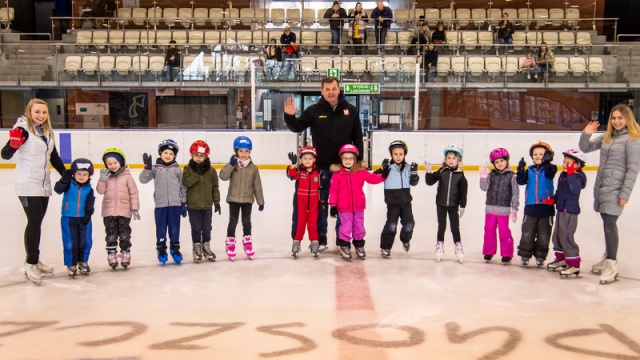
[299,145,317,157]
[339,144,359,156]
[189,140,210,155]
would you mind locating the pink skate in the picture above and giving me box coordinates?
[107,251,119,270]
[225,237,237,261]
[243,235,255,259]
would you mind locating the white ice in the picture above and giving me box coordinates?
[0,169,639,360]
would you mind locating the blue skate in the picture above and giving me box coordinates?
[170,248,183,265]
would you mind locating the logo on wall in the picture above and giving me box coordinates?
[109,92,148,128]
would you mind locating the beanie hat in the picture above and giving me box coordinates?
[103,152,124,167]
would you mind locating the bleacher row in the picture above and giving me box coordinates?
[74,29,593,52]
[62,53,604,80]
[111,7,581,28]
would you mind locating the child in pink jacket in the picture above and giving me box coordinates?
[329,144,387,261]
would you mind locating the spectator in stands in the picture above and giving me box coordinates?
[423,44,438,81]
[280,26,298,79]
[409,15,431,55]
[535,42,555,82]
[54,0,72,35]
[370,0,393,53]
[324,1,348,55]
[522,53,537,80]
[348,2,368,55]
[80,0,96,29]
[431,23,446,44]
[496,12,514,54]
[265,38,282,61]
[283,76,364,251]
[163,40,181,82]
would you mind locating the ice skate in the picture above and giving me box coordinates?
[521,257,530,266]
[318,236,328,252]
[380,249,391,258]
[121,250,131,268]
[591,252,607,274]
[339,246,352,261]
[157,248,168,264]
[193,243,203,263]
[546,258,567,272]
[291,240,301,258]
[536,258,545,267]
[402,241,410,252]
[309,241,320,258]
[484,255,493,262]
[435,242,444,262]
[225,237,237,261]
[454,242,464,264]
[202,242,216,261]
[242,236,255,259]
[355,247,366,260]
[37,261,54,275]
[559,266,581,278]
[599,259,619,285]
[170,248,183,265]
[24,263,42,285]
[67,265,77,277]
[501,256,512,265]
[107,251,119,270]
[78,262,90,275]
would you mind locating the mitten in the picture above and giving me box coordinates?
[479,166,489,178]
[542,151,554,164]
[129,210,140,220]
[510,209,517,223]
[99,168,110,182]
[288,152,297,165]
[410,162,418,175]
[330,206,338,218]
[229,155,237,166]
[60,169,72,184]
[81,214,92,225]
[517,157,526,173]
[541,197,555,205]
[424,161,433,173]
[142,153,152,170]
[8,128,26,149]
[258,204,264,211]
[214,203,221,214]
[566,160,579,176]
[380,158,390,178]
[181,202,188,218]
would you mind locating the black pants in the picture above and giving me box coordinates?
[227,202,252,237]
[352,38,363,55]
[189,209,213,244]
[517,215,553,259]
[601,213,619,260]
[20,196,49,264]
[436,205,461,243]
[104,216,132,252]
[380,204,415,250]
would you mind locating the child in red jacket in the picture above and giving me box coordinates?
[329,144,387,261]
[287,146,330,258]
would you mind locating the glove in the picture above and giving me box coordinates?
[517,157,526,173]
[129,210,140,220]
[288,152,297,165]
[60,169,72,184]
[258,204,264,211]
[9,128,26,149]
[99,168,110,182]
[424,161,433,174]
[410,162,418,175]
[542,151,554,164]
[143,153,152,170]
[479,166,489,178]
[566,160,579,176]
[81,213,91,225]
[459,208,465,218]
[541,197,556,205]
[214,203,221,215]
[380,158,390,178]
[229,155,237,166]
[181,202,188,218]
[330,206,338,218]
[510,209,517,223]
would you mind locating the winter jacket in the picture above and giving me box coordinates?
[425,165,468,208]
[182,159,220,210]
[139,160,186,208]
[287,165,330,200]
[328,166,385,212]
[347,10,368,39]
[480,168,519,215]
[496,19,514,39]
[383,161,419,206]
[55,179,95,218]
[165,47,180,67]
[1,116,66,197]
[370,6,393,29]
[285,92,364,169]
[554,171,587,214]
[219,159,265,205]
[96,168,140,217]
[516,162,556,217]
[324,7,348,31]
[579,129,640,216]
[280,31,297,55]
[423,49,438,69]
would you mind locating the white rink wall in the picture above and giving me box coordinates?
[0,130,600,168]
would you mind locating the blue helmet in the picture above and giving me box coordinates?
[158,139,179,156]
[233,136,253,150]
[443,144,463,158]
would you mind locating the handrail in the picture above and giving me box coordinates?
[0,32,52,41]
[613,34,640,56]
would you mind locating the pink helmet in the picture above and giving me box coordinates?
[562,148,586,166]
[489,148,510,163]
[339,144,359,156]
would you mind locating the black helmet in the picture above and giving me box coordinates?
[389,140,408,154]
[71,158,94,176]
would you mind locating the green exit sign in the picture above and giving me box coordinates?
[343,83,381,94]
[327,68,340,77]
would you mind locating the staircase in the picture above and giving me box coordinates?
[615,42,640,83]
[0,41,53,82]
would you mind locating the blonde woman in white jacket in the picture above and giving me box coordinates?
[1,98,69,285]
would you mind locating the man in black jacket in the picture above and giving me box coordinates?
[163,40,181,81]
[284,77,364,250]
[324,1,348,55]
[496,12,514,54]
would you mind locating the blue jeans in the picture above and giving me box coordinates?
[331,29,341,54]
[498,37,513,53]
[282,52,297,78]
[375,27,388,51]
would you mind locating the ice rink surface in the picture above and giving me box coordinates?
[1,169,639,360]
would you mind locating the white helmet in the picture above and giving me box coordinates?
[562,148,586,166]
